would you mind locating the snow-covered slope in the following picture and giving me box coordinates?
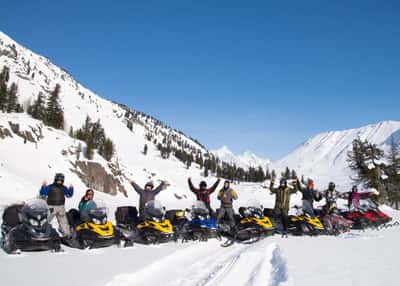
[0,30,223,207]
[211,146,270,169]
[272,121,400,189]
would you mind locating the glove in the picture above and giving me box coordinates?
[372,189,380,195]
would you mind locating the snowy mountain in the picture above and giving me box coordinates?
[0,30,223,208]
[272,121,400,189]
[211,146,270,170]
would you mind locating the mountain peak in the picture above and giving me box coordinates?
[211,146,270,169]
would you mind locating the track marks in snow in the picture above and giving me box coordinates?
[105,241,291,286]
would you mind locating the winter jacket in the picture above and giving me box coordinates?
[79,200,97,222]
[40,183,73,206]
[217,188,238,208]
[323,189,340,204]
[347,192,374,210]
[296,180,320,204]
[188,179,220,205]
[270,182,297,215]
[131,181,166,215]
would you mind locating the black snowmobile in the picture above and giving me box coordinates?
[66,201,119,249]
[114,206,140,247]
[1,199,61,254]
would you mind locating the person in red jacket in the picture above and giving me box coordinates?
[188,177,220,215]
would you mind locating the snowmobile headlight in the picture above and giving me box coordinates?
[92,218,102,225]
[103,218,107,224]
[29,218,39,227]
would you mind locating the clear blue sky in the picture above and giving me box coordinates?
[2,1,400,159]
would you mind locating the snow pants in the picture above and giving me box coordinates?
[48,205,71,237]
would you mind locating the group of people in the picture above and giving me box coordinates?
[38,172,377,239]
[38,173,239,238]
[269,178,379,234]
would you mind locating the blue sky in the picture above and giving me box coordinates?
[2,1,400,159]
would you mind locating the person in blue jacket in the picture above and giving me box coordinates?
[40,173,74,237]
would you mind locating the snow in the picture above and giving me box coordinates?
[211,146,271,170]
[272,121,400,189]
[1,201,399,286]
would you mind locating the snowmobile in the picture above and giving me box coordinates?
[165,208,188,240]
[341,198,391,229]
[66,201,119,249]
[1,199,61,254]
[316,205,353,235]
[287,206,325,236]
[114,206,140,246]
[178,201,219,242]
[219,201,274,247]
[135,200,174,244]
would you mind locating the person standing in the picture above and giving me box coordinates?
[270,178,297,236]
[39,173,74,238]
[216,180,238,231]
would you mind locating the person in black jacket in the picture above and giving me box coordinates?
[39,173,74,237]
[296,178,321,217]
[130,180,168,217]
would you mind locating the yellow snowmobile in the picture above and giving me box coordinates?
[135,200,174,244]
[67,202,119,249]
[288,206,325,235]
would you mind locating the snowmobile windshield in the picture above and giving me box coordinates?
[359,198,377,210]
[192,201,209,216]
[20,199,49,227]
[87,201,108,224]
[21,199,49,217]
[144,200,165,219]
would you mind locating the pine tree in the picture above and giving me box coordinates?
[0,81,7,112]
[76,142,82,160]
[45,84,64,129]
[385,136,400,208]
[86,139,94,160]
[0,67,10,112]
[6,82,18,113]
[271,169,277,180]
[143,144,148,155]
[101,138,115,161]
[347,138,386,202]
[204,167,209,177]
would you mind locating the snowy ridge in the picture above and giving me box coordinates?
[211,146,270,169]
[272,120,400,188]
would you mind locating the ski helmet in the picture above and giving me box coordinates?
[54,173,65,183]
[280,178,287,187]
[351,185,358,193]
[145,181,154,189]
[308,179,314,189]
[199,181,207,189]
[328,182,335,190]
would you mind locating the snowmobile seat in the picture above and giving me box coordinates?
[67,209,82,227]
[2,204,24,228]
[263,208,275,217]
[165,209,185,223]
[115,206,138,225]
